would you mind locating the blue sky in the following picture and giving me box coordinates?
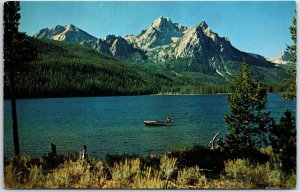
[20,1,295,58]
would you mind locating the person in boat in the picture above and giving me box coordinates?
[165,117,172,123]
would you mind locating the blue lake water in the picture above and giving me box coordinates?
[4,94,295,158]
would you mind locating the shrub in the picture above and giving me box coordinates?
[132,167,164,189]
[224,159,250,185]
[285,171,296,189]
[45,160,94,188]
[4,163,16,189]
[223,158,286,189]
[3,150,295,189]
[159,155,177,188]
[176,166,208,188]
[109,158,141,188]
[160,155,177,179]
[28,165,44,188]
[168,145,227,174]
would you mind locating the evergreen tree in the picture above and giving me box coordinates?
[283,68,296,101]
[272,15,297,172]
[269,110,296,171]
[286,16,296,63]
[283,15,296,101]
[4,1,37,156]
[224,63,273,154]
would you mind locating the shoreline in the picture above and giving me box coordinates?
[151,93,228,96]
[4,92,283,100]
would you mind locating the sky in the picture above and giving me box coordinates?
[19,1,296,58]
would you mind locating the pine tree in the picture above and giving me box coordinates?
[224,63,273,155]
[4,1,37,156]
[286,16,296,63]
[272,14,297,172]
[269,110,296,171]
[283,15,296,101]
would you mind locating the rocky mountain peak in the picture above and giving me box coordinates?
[35,19,274,77]
[53,25,65,33]
[194,21,221,43]
[35,28,51,39]
[93,35,146,59]
[65,24,77,31]
[197,21,208,29]
[34,24,97,44]
[105,35,117,45]
[267,50,294,65]
[129,16,187,49]
[151,16,172,29]
[35,25,65,39]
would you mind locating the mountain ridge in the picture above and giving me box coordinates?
[34,17,286,80]
[35,24,98,43]
[125,16,188,49]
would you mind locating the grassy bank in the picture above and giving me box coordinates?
[4,145,296,189]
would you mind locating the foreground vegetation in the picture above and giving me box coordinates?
[4,145,296,189]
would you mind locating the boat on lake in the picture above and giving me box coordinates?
[144,120,174,127]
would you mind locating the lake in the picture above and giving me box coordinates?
[4,94,295,158]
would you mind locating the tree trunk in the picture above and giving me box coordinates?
[10,73,20,156]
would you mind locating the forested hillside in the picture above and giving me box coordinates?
[4,37,288,99]
[3,38,180,98]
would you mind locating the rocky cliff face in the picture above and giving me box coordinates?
[125,17,272,76]
[94,35,147,59]
[35,25,146,60]
[94,39,111,56]
[125,16,187,49]
[172,21,230,59]
[35,24,97,45]
[35,18,274,77]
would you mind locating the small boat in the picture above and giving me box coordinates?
[144,120,174,127]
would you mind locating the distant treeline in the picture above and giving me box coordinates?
[159,85,285,95]
[3,38,287,99]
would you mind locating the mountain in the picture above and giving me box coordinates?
[35,24,97,44]
[125,16,187,49]
[35,25,146,60]
[94,35,147,60]
[126,18,273,77]
[34,18,288,84]
[267,51,294,65]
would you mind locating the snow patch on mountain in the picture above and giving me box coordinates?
[267,51,294,65]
